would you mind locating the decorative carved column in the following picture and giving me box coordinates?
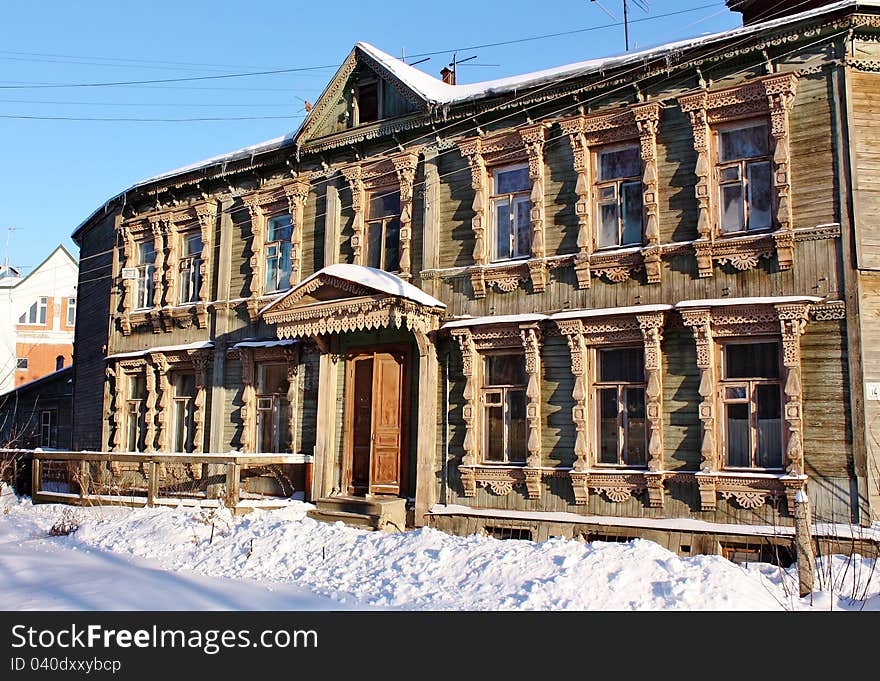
[148,216,167,310]
[681,308,719,510]
[452,328,479,496]
[194,202,217,312]
[557,319,591,504]
[239,347,256,453]
[190,351,210,456]
[634,102,662,284]
[457,139,488,298]
[152,355,171,454]
[106,365,121,453]
[766,74,799,270]
[776,302,809,477]
[341,165,366,266]
[521,323,543,498]
[163,219,179,311]
[144,363,157,453]
[285,180,309,285]
[678,92,715,278]
[284,346,300,453]
[119,222,136,322]
[245,198,266,319]
[560,121,593,289]
[393,153,419,281]
[638,311,666,507]
[520,124,548,293]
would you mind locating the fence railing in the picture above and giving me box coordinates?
[15,450,312,512]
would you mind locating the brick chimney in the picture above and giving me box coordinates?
[726,0,832,25]
[440,66,455,85]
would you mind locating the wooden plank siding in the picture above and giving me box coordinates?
[849,70,880,269]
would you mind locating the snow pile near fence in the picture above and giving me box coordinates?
[1,494,877,611]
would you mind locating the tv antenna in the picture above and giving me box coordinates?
[3,226,17,272]
[591,0,650,52]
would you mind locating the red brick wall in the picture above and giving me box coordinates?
[15,342,73,386]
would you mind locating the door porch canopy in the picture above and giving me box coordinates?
[260,264,446,341]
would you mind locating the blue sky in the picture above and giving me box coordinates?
[0,0,740,273]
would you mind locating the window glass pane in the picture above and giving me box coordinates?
[719,165,740,182]
[721,183,745,233]
[756,384,782,468]
[620,180,643,246]
[494,167,529,194]
[599,147,640,181]
[725,386,747,400]
[514,197,531,257]
[128,375,145,400]
[258,406,274,454]
[139,240,156,265]
[127,404,139,452]
[486,355,526,386]
[183,232,203,257]
[174,374,196,397]
[369,191,400,218]
[508,390,527,463]
[259,364,288,394]
[265,257,278,293]
[358,80,379,123]
[747,161,772,231]
[624,387,646,466]
[726,402,750,467]
[599,348,644,383]
[278,399,291,452]
[384,218,401,272]
[267,214,293,242]
[173,401,186,452]
[494,199,510,260]
[597,202,619,249]
[719,124,768,162]
[725,343,779,379]
[598,387,619,464]
[278,241,292,289]
[367,222,383,269]
[485,406,504,461]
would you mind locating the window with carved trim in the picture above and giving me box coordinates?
[481,353,527,464]
[715,121,772,235]
[595,347,646,467]
[256,363,291,454]
[490,164,531,261]
[172,373,196,453]
[594,145,643,249]
[720,341,783,469]
[178,232,203,304]
[135,240,156,310]
[366,188,401,272]
[125,374,146,452]
[264,214,293,293]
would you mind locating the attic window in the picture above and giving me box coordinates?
[356,78,380,124]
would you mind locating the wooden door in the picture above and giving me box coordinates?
[349,356,374,495]
[369,352,404,495]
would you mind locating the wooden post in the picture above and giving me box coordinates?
[31,456,41,499]
[314,346,339,498]
[147,460,159,507]
[794,489,815,597]
[414,330,439,526]
[225,461,240,508]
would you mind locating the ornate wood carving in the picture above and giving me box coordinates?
[190,350,211,454]
[559,118,592,288]
[194,202,217,307]
[284,179,310,286]
[144,359,157,453]
[341,165,366,266]
[392,152,420,281]
[148,216,167,310]
[557,319,590,473]
[105,365,121,452]
[679,73,799,277]
[521,123,549,292]
[776,302,809,476]
[638,312,665,473]
[452,329,479,484]
[457,138,489,298]
[680,308,718,473]
[521,323,543,498]
[633,102,663,284]
[239,347,256,453]
[151,354,171,453]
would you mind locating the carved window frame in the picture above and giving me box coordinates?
[457,123,550,297]
[559,101,662,288]
[678,73,799,278]
[480,351,528,465]
[364,182,403,273]
[176,229,204,306]
[487,162,532,263]
[592,345,648,469]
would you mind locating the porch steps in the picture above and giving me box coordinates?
[308,496,407,532]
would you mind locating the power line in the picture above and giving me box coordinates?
[0,114,305,122]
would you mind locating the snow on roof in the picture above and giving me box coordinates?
[106,340,214,360]
[441,313,547,329]
[550,304,672,321]
[676,296,822,308]
[232,339,299,349]
[262,264,446,314]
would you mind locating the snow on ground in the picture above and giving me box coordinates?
[1,492,877,611]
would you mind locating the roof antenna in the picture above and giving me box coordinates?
[3,226,18,274]
[590,0,649,52]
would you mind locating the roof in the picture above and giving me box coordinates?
[0,366,73,398]
[105,340,214,360]
[0,244,77,290]
[71,0,879,240]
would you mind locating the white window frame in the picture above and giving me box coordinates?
[264,214,293,294]
[365,186,401,273]
[593,143,644,250]
[593,346,647,468]
[489,163,532,262]
[178,231,203,304]
[714,119,773,236]
[480,352,527,465]
[135,240,156,310]
[255,363,290,454]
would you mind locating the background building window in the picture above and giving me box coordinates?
[355,77,380,124]
[19,296,48,325]
[595,145,642,249]
[256,363,291,453]
[716,121,772,234]
[40,409,57,448]
[595,347,646,467]
[264,214,293,293]
[135,240,156,309]
[366,189,401,272]
[16,357,28,370]
[178,232,203,304]
[481,353,527,464]
[55,355,64,371]
[172,373,196,452]
[490,165,531,261]
[721,341,782,469]
[66,297,76,326]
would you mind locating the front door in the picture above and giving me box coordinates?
[344,347,409,497]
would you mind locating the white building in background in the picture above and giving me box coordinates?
[0,245,78,393]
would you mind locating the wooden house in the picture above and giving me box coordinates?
[67,0,880,556]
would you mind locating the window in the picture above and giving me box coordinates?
[595,145,643,249]
[716,121,772,234]
[264,214,293,293]
[366,189,401,272]
[55,355,64,371]
[135,240,157,310]
[595,347,646,467]
[16,357,28,370]
[125,374,146,452]
[481,354,527,464]
[172,373,196,452]
[490,165,531,261]
[256,363,291,453]
[19,296,48,325]
[178,232,203,304]
[40,410,57,448]
[721,341,782,469]
[356,77,380,124]
[66,297,76,326]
